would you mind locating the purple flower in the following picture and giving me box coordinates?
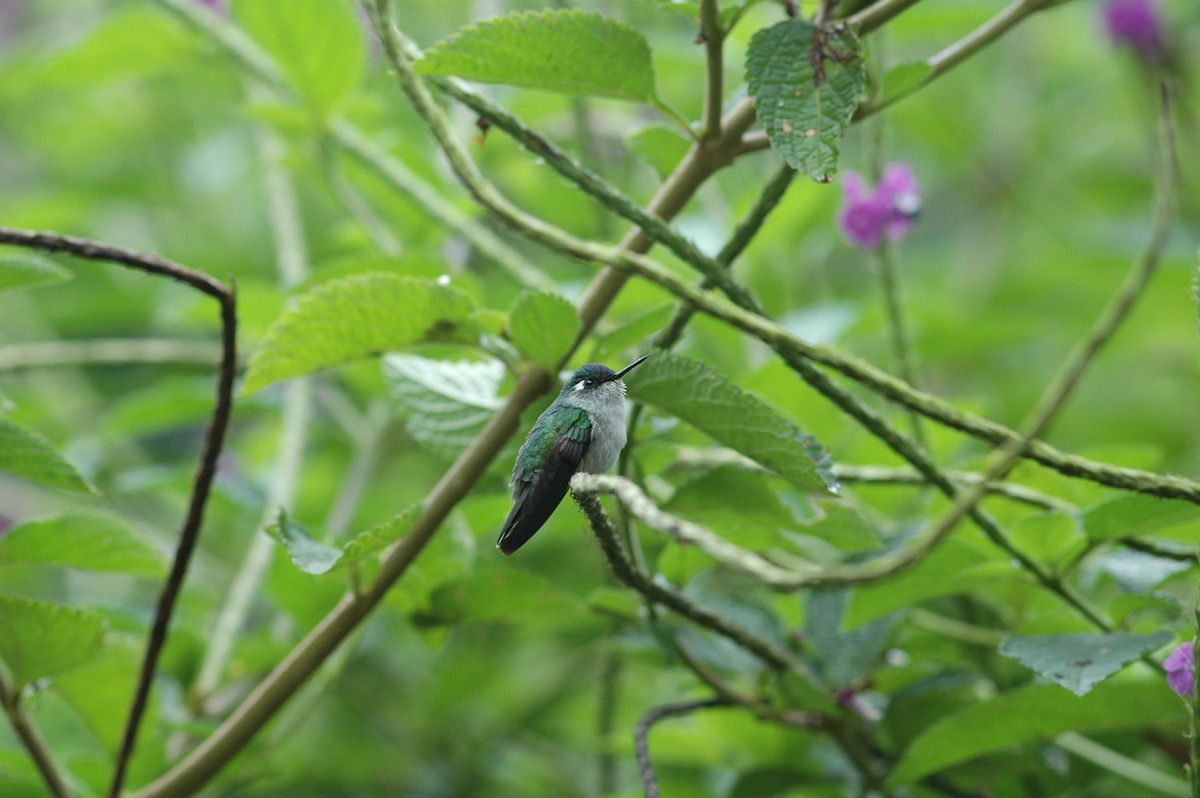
[1165,641,1195,697]
[196,0,227,15]
[837,163,921,250]
[1101,0,1164,61]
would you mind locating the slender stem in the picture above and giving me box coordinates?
[0,339,219,370]
[699,0,724,142]
[595,648,622,795]
[1056,732,1189,797]
[0,670,74,798]
[860,0,1049,118]
[832,464,1074,511]
[573,486,824,681]
[873,242,926,445]
[634,699,731,798]
[845,0,925,32]
[192,111,314,711]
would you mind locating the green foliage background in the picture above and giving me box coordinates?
[0,0,1198,797]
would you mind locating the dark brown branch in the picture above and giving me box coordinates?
[634,698,730,798]
[0,227,238,798]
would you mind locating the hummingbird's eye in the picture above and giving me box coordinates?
[583,379,594,388]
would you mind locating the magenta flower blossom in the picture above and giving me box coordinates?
[837,163,921,250]
[1165,641,1195,697]
[1101,0,1164,61]
[196,0,227,15]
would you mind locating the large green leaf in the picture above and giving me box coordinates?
[0,511,165,576]
[383,355,505,460]
[52,636,145,752]
[242,274,479,394]
[232,0,365,117]
[629,353,835,492]
[745,18,865,181]
[0,417,92,492]
[998,632,1171,696]
[1081,493,1200,543]
[269,506,420,576]
[889,681,1179,785]
[508,292,581,370]
[418,10,659,103]
[0,255,71,293]
[0,595,105,691]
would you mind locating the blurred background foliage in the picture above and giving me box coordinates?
[0,0,1198,796]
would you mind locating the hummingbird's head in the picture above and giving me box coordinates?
[560,355,649,399]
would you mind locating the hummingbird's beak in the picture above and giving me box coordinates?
[612,354,650,381]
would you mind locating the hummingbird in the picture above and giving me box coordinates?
[497,355,650,555]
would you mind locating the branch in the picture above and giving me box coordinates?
[845,0,925,32]
[698,0,724,142]
[0,339,220,370]
[0,227,238,798]
[634,698,731,798]
[0,669,74,798]
[832,464,1075,512]
[572,484,821,678]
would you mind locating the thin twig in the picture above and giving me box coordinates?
[573,486,823,680]
[0,226,239,798]
[634,698,731,798]
[845,0,925,32]
[0,339,220,370]
[192,116,312,711]
[698,0,724,142]
[0,669,74,798]
[832,464,1074,512]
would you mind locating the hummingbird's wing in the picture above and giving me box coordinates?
[497,406,592,554]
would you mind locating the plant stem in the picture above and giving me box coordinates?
[192,112,313,711]
[1056,732,1189,797]
[0,670,75,798]
[0,339,220,370]
[699,0,724,142]
[634,699,731,798]
[873,242,926,445]
[846,0,925,32]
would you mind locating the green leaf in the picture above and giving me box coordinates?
[508,292,581,370]
[629,352,835,492]
[0,417,92,492]
[418,10,659,103]
[1008,511,1085,570]
[242,274,478,394]
[53,636,144,752]
[232,0,365,117]
[591,302,675,362]
[889,681,1179,785]
[0,594,105,690]
[806,587,899,687]
[269,507,420,576]
[1081,493,1200,543]
[998,631,1171,696]
[627,125,692,180]
[881,61,932,102]
[1100,549,1191,593]
[383,355,505,460]
[745,18,865,181]
[0,255,71,293]
[844,537,1007,626]
[0,511,165,576]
